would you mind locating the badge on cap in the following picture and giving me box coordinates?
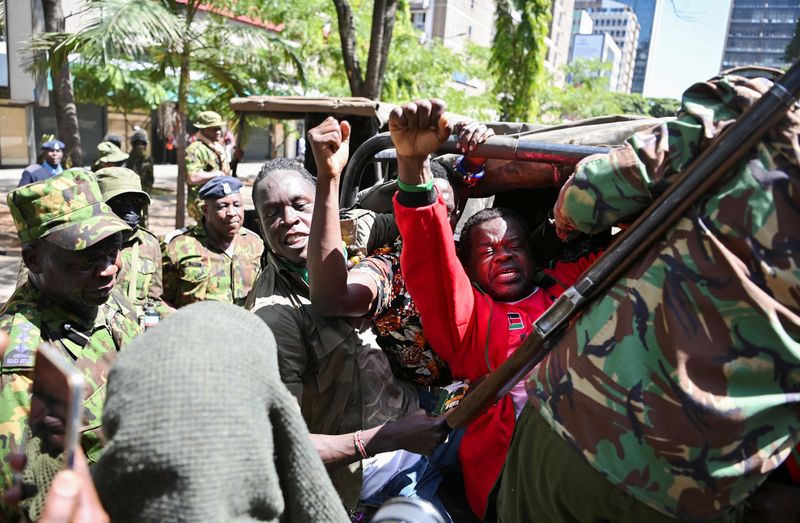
[222,182,231,195]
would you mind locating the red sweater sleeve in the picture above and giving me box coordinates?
[394,194,485,375]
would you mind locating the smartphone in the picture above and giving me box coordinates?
[28,343,85,469]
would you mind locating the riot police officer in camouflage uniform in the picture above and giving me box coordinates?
[163,176,262,308]
[185,111,231,223]
[96,167,171,327]
[125,130,155,227]
[0,169,141,519]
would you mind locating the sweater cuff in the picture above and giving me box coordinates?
[396,187,438,207]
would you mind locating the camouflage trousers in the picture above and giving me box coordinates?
[491,404,744,523]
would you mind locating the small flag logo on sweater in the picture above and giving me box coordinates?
[507,312,525,331]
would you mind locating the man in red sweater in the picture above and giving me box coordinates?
[390,99,598,517]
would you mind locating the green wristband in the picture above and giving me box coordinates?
[396,178,434,193]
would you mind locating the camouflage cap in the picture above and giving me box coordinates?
[7,169,130,250]
[96,141,129,164]
[96,167,152,205]
[194,111,224,129]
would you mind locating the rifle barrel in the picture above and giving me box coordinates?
[437,136,611,165]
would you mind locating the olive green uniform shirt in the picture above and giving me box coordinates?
[185,141,223,223]
[246,251,418,509]
[162,222,263,308]
[116,227,170,323]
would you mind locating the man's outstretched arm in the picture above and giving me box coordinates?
[306,117,379,317]
[390,100,482,369]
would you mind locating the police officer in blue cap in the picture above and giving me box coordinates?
[162,176,263,307]
[18,139,66,187]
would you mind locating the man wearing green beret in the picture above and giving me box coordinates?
[0,169,141,519]
[95,167,172,327]
[163,176,262,308]
[92,141,129,171]
[185,111,231,223]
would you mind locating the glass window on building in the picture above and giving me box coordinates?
[412,11,426,31]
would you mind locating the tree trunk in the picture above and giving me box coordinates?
[332,0,365,96]
[42,0,83,166]
[364,0,398,99]
[175,50,190,228]
[332,0,398,100]
[174,0,200,228]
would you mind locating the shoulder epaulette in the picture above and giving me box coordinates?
[1,314,41,370]
[164,226,191,244]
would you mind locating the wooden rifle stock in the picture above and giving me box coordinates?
[447,61,800,430]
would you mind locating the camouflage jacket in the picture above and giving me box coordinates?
[246,251,418,509]
[125,149,154,194]
[528,75,800,519]
[116,227,170,322]
[185,140,225,222]
[0,282,141,493]
[162,222,263,308]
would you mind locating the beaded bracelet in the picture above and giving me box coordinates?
[353,430,369,459]
[453,156,485,186]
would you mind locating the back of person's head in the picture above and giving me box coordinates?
[93,301,347,522]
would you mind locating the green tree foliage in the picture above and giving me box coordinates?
[28,0,303,226]
[380,3,496,119]
[72,63,169,112]
[565,58,612,91]
[492,0,552,121]
[275,0,495,119]
[786,17,800,63]
[541,60,680,123]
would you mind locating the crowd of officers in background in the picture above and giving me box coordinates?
[1,69,799,523]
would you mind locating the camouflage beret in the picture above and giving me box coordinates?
[194,111,224,129]
[96,167,151,205]
[199,176,242,200]
[95,141,129,164]
[7,169,130,250]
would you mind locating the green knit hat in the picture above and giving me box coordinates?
[7,168,130,250]
[95,141,129,163]
[96,167,151,205]
[193,111,224,129]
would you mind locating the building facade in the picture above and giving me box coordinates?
[721,0,800,70]
[615,0,662,93]
[570,32,622,91]
[545,0,577,86]
[574,0,640,93]
[409,0,495,94]
[410,0,496,50]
